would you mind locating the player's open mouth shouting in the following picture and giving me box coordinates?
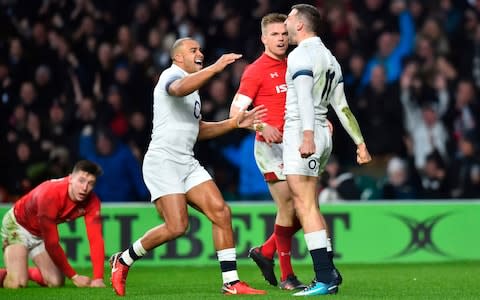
[194,57,203,67]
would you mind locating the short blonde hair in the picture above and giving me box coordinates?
[261,13,287,35]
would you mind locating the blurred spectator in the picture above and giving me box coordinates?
[352,0,391,57]
[28,22,57,71]
[408,0,427,29]
[417,151,450,199]
[221,133,270,201]
[93,42,115,99]
[356,64,404,158]
[455,7,480,79]
[7,37,30,91]
[45,102,70,148]
[98,84,129,138]
[73,97,97,131]
[125,111,150,162]
[79,127,149,202]
[33,64,57,115]
[449,131,480,199]
[361,0,415,86]
[111,62,135,108]
[381,156,417,200]
[400,62,450,170]
[6,140,47,198]
[449,79,480,140]
[317,155,361,203]
[435,0,463,39]
[417,16,450,57]
[344,52,366,100]
[113,25,134,63]
[130,2,154,46]
[6,104,28,146]
[45,146,72,180]
[203,77,231,122]
[18,81,40,114]
[24,111,52,161]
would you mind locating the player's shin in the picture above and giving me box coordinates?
[275,224,295,281]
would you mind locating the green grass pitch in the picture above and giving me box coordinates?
[1,262,479,299]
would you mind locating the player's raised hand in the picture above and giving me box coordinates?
[72,274,91,287]
[212,53,243,73]
[356,143,372,164]
[235,105,267,129]
[90,278,106,288]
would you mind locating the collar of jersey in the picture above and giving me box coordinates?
[171,63,190,76]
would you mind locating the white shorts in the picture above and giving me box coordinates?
[254,140,285,181]
[1,208,46,259]
[142,150,212,201]
[283,125,332,177]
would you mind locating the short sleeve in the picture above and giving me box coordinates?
[237,65,261,100]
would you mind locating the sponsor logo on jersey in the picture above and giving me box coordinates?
[275,84,287,93]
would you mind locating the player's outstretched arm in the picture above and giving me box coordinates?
[236,105,267,129]
[169,53,242,97]
[198,105,267,140]
[330,83,371,164]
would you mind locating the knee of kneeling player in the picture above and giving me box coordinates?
[47,276,65,287]
[5,276,28,288]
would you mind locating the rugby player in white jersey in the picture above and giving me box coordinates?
[109,37,267,296]
[283,4,372,296]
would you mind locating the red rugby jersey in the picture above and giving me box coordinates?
[237,53,287,141]
[14,176,104,279]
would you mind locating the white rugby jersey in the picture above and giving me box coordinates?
[285,36,364,145]
[148,64,201,156]
[285,36,342,128]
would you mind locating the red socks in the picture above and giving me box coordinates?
[260,234,276,259]
[261,222,302,281]
[275,224,298,281]
[28,268,47,286]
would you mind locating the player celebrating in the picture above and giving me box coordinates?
[0,160,105,288]
[109,37,267,296]
[283,4,371,296]
[229,13,307,290]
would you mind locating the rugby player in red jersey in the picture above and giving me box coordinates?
[0,160,105,288]
[230,13,338,291]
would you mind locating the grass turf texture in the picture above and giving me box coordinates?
[1,262,478,299]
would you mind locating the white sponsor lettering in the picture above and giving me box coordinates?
[275,84,287,93]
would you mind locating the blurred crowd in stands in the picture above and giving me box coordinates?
[0,0,479,203]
